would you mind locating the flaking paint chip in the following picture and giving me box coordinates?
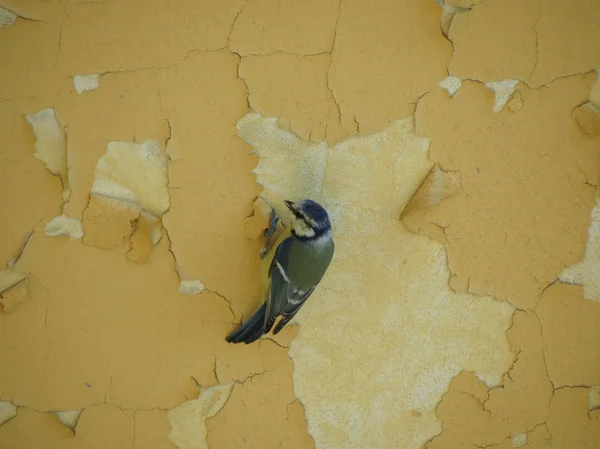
[45,215,84,240]
[179,280,206,295]
[168,383,233,449]
[589,386,600,411]
[52,410,82,431]
[485,79,520,113]
[25,108,70,202]
[439,76,462,97]
[73,74,100,94]
[0,6,17,28]
[0,269,26,294]
[572,102,600,138]
[512,433,527,447]
[91,140,169,218]
[0,401,17,426]
[591,69,600,109]
[83,140,170,252]
[559,196,600,301]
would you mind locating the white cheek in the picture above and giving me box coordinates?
[293,218,315,237]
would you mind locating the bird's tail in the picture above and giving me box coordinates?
[225,303,267,344]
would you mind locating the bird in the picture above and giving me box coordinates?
[226,199,335,344]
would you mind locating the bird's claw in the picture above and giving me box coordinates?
[260,208,280,259]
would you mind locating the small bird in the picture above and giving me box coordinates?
[226,199,335,344]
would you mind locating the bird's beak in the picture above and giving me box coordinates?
[284,200,296,211]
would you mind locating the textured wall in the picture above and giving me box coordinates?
[0,0,599,448]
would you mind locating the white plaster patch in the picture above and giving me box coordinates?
[26,108,70,202]
[475,372,503,389]
[589,386,600,411]
[239,113,515,449]
[91,140,169,218]
[168,384,232,449]
[439,76,462,97]
[45,215,84,240]
[559,196,600,301]
[512,433,527,447]
[237,113,327,226]
[73,74,100,94]
[0,401,17,426]
[0,6,17,28]
[179,280,206,295]
[485,79,520,113]
[52,410,82,431]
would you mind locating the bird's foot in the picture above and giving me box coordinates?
[260,208,280,259]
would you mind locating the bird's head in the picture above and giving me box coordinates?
[285,199,332,241]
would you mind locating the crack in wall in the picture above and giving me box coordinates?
[326,0,343,136]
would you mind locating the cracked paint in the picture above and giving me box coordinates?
[537,283,600,387]
[2,0,600,447]
[81,139,168,255]
[412,76,599,309]
[328,0,451,139]
[58,0,247,75]
[238,53,341,143]
[229,0,338,56]
[448,0,539,83]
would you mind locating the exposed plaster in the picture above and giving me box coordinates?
[73,74,100,94]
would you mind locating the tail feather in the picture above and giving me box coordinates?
[225,303,267,344]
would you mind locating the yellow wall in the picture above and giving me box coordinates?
[1,0,599,448]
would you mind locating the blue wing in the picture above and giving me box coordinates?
[264,237,316,334]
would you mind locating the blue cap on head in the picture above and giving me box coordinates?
[283,199,331,234]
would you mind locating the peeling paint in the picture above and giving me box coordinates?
[589,386,600,411]
[168,384,233,449]
[73,74,100,94]
[439,76,462,97]
[45,215,84,240]
[512,433,527,447]
[179,280,206,295]
[0,269,26,294]
[26,109,70,203]
[485,79,520,113]
[0,401,17,426]
[591,69,600,108]
[572,102,600,138]
[240,113,513,448]
[0,6,17,28]
[91,140,169,218]
[560,196,600,301]
[52,409,81,431]
[1,0,600,446]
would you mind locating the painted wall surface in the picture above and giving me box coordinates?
[1,0,599,448]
